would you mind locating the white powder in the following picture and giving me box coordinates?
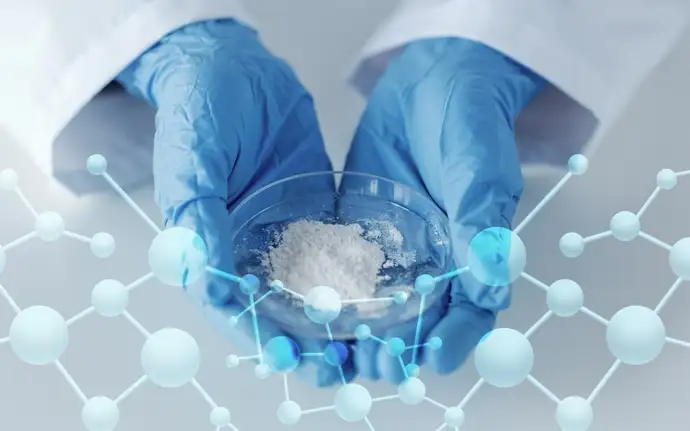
[260,219,413,302]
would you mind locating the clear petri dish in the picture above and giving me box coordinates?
[228,171,452,340]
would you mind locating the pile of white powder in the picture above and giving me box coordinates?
[260,219,414,302]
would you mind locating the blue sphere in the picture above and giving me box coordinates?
[324,342,349,367]
[263,336,301,373]
[239,274,260,295]
[386,338,406,357]
[414,274,436,295]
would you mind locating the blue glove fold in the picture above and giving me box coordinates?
[343,37,547,382]
[116,19,354,387]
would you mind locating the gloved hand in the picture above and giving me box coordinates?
[342,37,547,383]
[116,19,355,387]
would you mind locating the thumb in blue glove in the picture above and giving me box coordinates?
[343,37,547,382]
[116,19,354,387]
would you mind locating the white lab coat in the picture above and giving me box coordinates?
[1,0,688,193]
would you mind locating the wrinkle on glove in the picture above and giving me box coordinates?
[116,19,349,387]
[343,37,547,381]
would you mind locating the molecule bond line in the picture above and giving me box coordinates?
[0,166,239,431]
[2,152,690,431]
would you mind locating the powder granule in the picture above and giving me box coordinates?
[261,220,392,301]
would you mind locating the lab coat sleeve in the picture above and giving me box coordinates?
[350,0,690,174]
[0,0,252,185]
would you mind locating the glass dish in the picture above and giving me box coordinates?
[228,171,452,340]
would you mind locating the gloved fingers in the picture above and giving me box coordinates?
[424,280,496,375]
[354,295,446,384]
[205,299,353,387]
[116,18,335,306]
[396,38,547,311]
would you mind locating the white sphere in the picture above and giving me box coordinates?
[90,233,115,258]
[81,396,120,431]
[141,328,200,388]
[474,328,534,388]
[148,227,208,287]
[547,279,584,317]
[559,233,585,258]
[0,168,18,190]
[444,407,465,427]
[567,154,589,175]
[609,211,640,242]
[9,305,69,365]
[656,169,677,190]
[255,363,271,379]
[277,401,302,425]
[606,306,665,365]
[669,238,690,280]
[303,286,342,324]
[334,384,372,422]
[556,396,593,431]
[226,354,240,368]
[35,211,65,242]
[86,154,108,175]
[398,377,426,405]
[91,279,128,317]
[467,227,527,287]
[209,407,231,427]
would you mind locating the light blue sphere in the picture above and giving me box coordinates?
[209,407,231,427]
[91,279,128,317]
[264,336,301,373]
[467,227,526,287]
[559,233,585,258]
[90,232,115,258]
[567,154,589,175]
[277,401,302,425]
[9,305,69,365]
[474,328,534,388]
[606,305,665,365]
[239,274,260,295]
[556,396,593,431]
[414,274,436,295]
[81,396,119,431]
[669,238,690,280]
[355,324,371,341]
[398,377,426,405]
[334,384,372,422]
[427,337,443,351]
[148,227,208,287]
[86,154,108,175]
[141,328,200,388]
[656,169,677,190]
[405,363,420,378]
[393,291,408,305]
[269,279,284,293]
[386,338,406,357]
[547,279,584,317]
[610,211,640,242]
[303,285,342,324]
[444,407,465,427]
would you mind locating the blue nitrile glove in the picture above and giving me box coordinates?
[342,37,547,383]
[116,19,355,387]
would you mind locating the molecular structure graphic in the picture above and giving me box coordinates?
[1,152,690,431]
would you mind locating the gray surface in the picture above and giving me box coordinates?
[2,2,690,430]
